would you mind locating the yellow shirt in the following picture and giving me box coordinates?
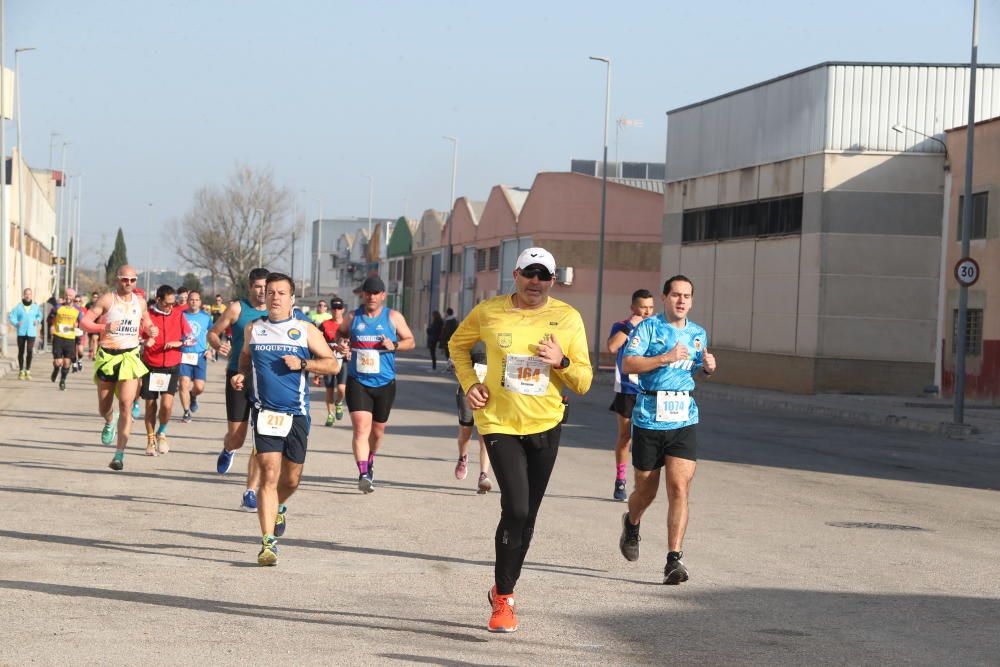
[52,305,81,340]
[449,294,593,436]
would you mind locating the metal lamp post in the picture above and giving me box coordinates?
[954,0,980,424]
[589,55,611,373]
[443,135,458,313]
[315,199,323,297]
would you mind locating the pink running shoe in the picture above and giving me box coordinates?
[455,456,468,480]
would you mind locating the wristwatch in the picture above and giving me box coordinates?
[299,357,307,371]
[558,356,571,369]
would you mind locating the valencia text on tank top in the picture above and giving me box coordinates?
[100,292,143,349]
[228,299,269,371]
[249,316,310,415]
[348,306,397,387]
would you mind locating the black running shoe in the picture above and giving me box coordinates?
[619,512,640,561]
[663,551,689,585]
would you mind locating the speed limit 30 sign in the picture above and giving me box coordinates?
[954,257,980,287]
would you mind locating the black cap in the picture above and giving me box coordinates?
[361,276,386,294]
[330,298,345,308]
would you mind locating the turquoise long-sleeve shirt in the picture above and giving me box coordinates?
[8,302,43,337]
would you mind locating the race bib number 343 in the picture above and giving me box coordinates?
[356,349,380,374]
[504,355,550,396]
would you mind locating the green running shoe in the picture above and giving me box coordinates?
[258,536,278,566]
[335,402,345,421]
[101,416,118,446]
[325,414,334,427]
[274,504,287,537]
[108,451,124,471]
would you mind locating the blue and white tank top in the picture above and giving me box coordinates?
[228,299,268,371]
[248,316,310,415]
[348,306,397,387]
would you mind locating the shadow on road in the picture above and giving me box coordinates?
[0,579,488,644]
[583,586,1000,664]
[154,528,623,582]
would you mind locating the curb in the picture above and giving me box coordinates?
[695,385,979,439]
[0,357,18,379]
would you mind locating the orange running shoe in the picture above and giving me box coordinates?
[487,588,518,633]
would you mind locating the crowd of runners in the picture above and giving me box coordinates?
[7,247,717,634]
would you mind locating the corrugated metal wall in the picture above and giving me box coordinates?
[666,66,827,181]
[826,64,1000,153]
[666,64,1000,182]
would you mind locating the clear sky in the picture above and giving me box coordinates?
[8,0,1000,276]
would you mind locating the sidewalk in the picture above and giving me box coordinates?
[416,347,997,442]
[587,366,998,443]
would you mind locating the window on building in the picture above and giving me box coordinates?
[682,195,803,244]
[488,246,500,271]
[957,193,988,240]
[476,248,487,272]
[952,308,984,356]
[451,250,462,274]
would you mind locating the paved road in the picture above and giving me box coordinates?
[2,354,999,666]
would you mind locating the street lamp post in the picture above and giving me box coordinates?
[443,136,458,313]
[315,199,323,297]
[14,46,36,295]
[954,0,980,424]
[589,55,611,373]
[365,175,374,239]
[71,174,83,290]
[145,203,153,296]
[55,142,70,293]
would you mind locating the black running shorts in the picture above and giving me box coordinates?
[52,337,76,360]
[225,368,252,423]
[631,424,698,470]
[250,408,310,464]
[324,361,348,388]
[456,386,474,427]
[608,392,637,419]
[345,376,396,423]
[140,365,180,399]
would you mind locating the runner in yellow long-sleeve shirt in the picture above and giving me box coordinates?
[449,247,592,634]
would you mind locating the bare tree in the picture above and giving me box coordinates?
[170,165,295,296]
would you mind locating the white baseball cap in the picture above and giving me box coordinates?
[515,247,556,274]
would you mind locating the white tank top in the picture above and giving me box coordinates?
[100,292,143,349]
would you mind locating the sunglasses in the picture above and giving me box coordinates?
[330,304,344,309]
[518,267,553,281]
[118,277,138,283]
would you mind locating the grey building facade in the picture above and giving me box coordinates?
[663,62,1000,393]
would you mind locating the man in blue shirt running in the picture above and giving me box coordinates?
[230,272,339,566]
[179,290,213,423]
[617,275,717,585]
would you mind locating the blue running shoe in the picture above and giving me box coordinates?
[241,489,258,511]
[274,504,287,537]
[258,536,278,566]
[613,479,628,502]
[190,396,199,414]
[131,401,141,420]
[100,417,117,446]
[217,448,235,474]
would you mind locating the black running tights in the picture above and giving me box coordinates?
[17,336,35,370]
[484,425,561,595]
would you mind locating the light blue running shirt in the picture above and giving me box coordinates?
[622,313,708,431]
[182,309,212,354]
